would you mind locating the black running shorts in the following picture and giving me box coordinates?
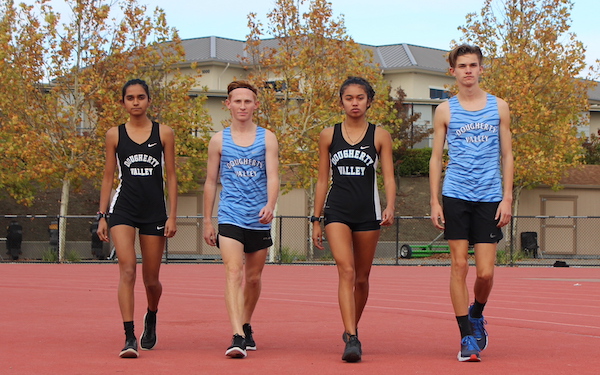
[108,213,166,236]
[324,214,380,232]
[217,224,273,253]
[442,196,503,244]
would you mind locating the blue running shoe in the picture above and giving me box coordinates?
[457,335,481,362]
[469,304,488,351]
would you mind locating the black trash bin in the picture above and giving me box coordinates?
[49,220,59,253]
[90,222,105,260]
[521,231,539,258]
[6,221,23,260]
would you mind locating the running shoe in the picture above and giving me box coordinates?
[342,328,358,343]
[119,336,139,358]
[468,304,488,351]
[140,310,157,350]
[243,323,256,351]
[457,335,481,362]
[342,335,362,362]
[225,334,247,358]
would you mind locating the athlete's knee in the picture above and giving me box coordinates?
[225,264,244,284]
[143,274,161,290]
[450,259,469,277]
[476,269,494,283]
[119,264,136,284]
[337,264,355,282]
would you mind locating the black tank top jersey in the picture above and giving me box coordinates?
[324,123,381,223]
[109,122,167,223]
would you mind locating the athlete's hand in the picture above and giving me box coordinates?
[430,202,445,230]
[258,205,274,224]
[380,207,395,226]
[203,223,217,246]
[164,216,177,238]
[312,222,324,250]
[97,218,109,242]
[495,199,512,228]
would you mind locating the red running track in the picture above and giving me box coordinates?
[1,263,599,374]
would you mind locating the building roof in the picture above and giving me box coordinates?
[560,165,600,186]
[180,36,449,73]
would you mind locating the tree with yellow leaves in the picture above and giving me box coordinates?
[243,0,398,208]
[457,0,597,214]
[0,0,211,261]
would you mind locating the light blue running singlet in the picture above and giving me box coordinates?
[218,126,270,230]
[442,93,503,202]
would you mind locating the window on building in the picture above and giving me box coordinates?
[265,80,287,92]
[430,88,450,100]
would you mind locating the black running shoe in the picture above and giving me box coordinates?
[225,334,247,358]
[342,328,358,344]
[140,310,157,350]
[243,323,256,351]
[342,335,362,362]
[119,336,139,358]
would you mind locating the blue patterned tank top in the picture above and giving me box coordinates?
[443,94,503,202]
[218,126,270,229]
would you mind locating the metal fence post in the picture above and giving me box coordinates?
[165,237,169,264]
[278,215,283,264]
[509,215,514,267]
[395,216,400,265]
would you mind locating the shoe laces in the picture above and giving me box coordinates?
[462,335,479,351]
[471,317,487,336]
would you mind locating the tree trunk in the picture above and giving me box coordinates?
[59,178,70,262]
[510,185,524,254]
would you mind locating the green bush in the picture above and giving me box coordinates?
[394,148,432,177]
[42,249,58,262]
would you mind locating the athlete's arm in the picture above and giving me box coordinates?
[376,127,396,226]
[97,127,118,242]
[203,132,222,246]
[496,98,514,228]
[312,127,333,250]
[429,101,449,230]
[258,129,279,224]
[161,124,178,238]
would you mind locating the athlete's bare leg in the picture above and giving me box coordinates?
[242,248,267,324]
[219,235,246,335]
[139,234,166,311]
[111,225,138,322]
[352,230,380,325]
[326,223,357,336]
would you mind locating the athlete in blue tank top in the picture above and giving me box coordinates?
[443,93,502,202]
[218,126,269,230]
[429,45,514,363]
[203,81,279,359]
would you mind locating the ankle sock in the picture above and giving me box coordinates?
[456,315,473,338]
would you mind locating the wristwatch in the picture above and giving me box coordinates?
[96,212,109,221]
[309,216,322,223]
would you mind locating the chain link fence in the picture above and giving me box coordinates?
[2,215,599,266]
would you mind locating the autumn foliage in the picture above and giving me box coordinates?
[457,0,597,200]
[243,0,398,200]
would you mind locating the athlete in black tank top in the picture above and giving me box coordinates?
[312,77,396,363]
[97,79,178,359]
[325,122,380,223]
[110,121,167,223]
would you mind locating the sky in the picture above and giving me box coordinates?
[22,0,600,71]
[144,0,599,71]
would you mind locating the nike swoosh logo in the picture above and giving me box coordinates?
[148,143,157,147]
[157,226,165,230]
[360,145,369,150]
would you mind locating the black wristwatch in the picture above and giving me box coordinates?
[96,212,108,221]
[310,216,322,223]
